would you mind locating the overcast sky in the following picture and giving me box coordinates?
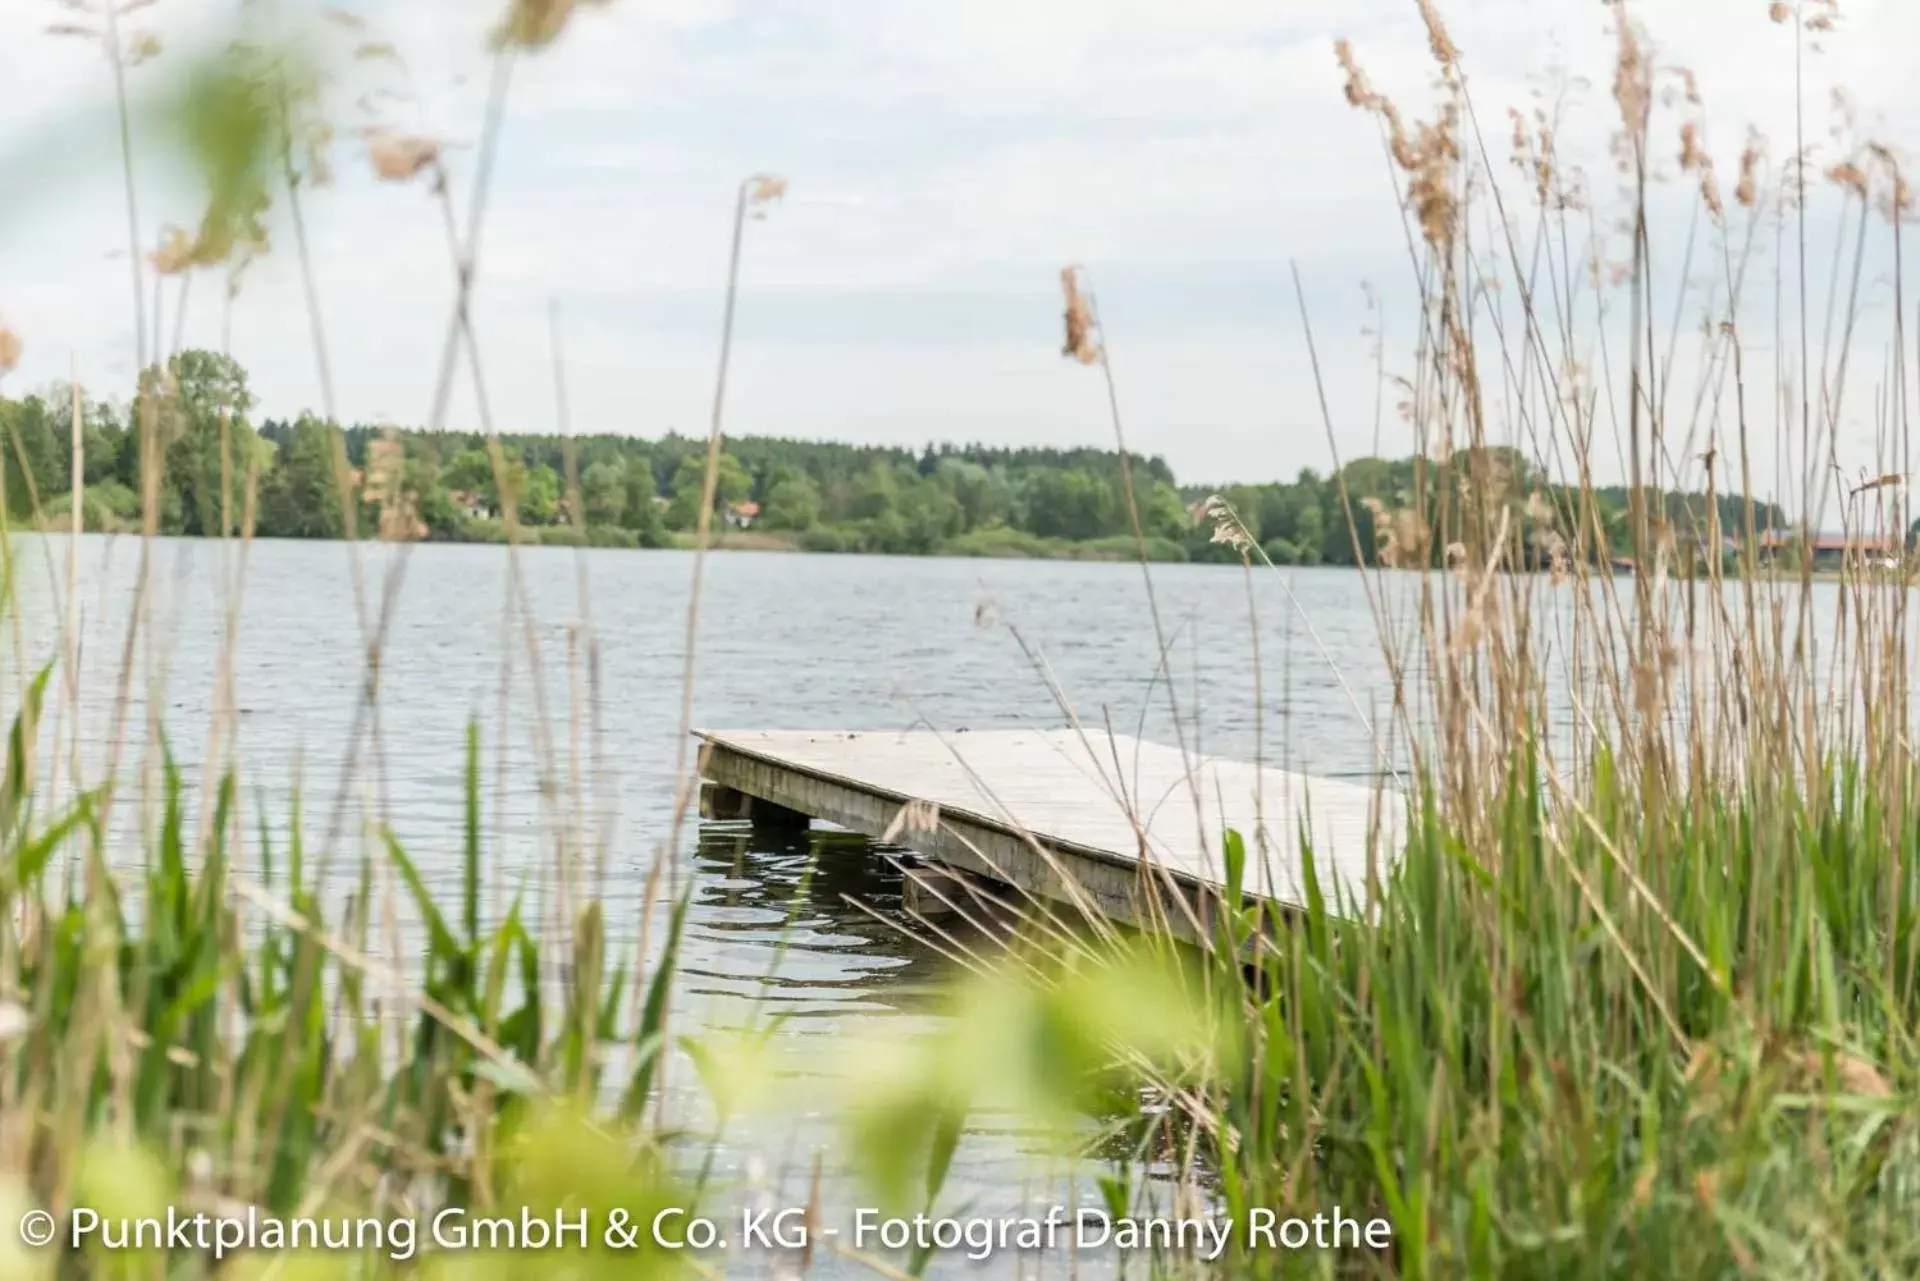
[3,0,1918,492]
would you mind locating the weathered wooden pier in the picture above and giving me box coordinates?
[696,729,1400,936]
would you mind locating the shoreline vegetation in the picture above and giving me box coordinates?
[0,356,1860,570]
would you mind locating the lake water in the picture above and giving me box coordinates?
[2,534,1875,1276]
[9,535,1408,875]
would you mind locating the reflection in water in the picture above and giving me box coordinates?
[682,822,952,1019]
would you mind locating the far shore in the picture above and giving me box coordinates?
[10,522,1914,584]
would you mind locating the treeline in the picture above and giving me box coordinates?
[1199,455,1792,569]
[1,350,1791,566]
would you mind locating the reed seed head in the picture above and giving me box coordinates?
[1799,1050,1891,1097]
[491,0,609,52]
[1060,266,1100,365]
[1548,544,1572,587]
[1679,122,1707,171]
[1826,160,1868,197]
[1334,35,1460,250]
[1736,129,1763,207]
[1415,0,1460,74]
[1849,473,1905,497]
[1866,144,1914,221]
[182,188,271,270]
[1403,109,1462,251]
[0,320,19,376]
[363,432,404,505]
[1679,122,1724,218]
[493,0,573,50]
[1200,496,1254,553]
[378,492,427,541]
[1699,171,1724,217]
[365,428,427,540]
[305,120,334,188]
[1449,580,1498,654]
[1334,40,1380,110]
[150,226,194,275]
[125,31,162,65]
[1509,105,1551,206]
[365,130,440,183]
[1611,12,1651,151]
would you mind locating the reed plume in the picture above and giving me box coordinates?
[1060,266,1099,365]
[365,130,441,183]
[491,0,612,52]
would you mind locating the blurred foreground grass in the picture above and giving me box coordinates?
[0,646,691,1281]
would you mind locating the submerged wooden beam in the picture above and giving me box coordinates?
[695,729,1399,938]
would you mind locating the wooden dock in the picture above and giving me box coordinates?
[695,729,1400,936]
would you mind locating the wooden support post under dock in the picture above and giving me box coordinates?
[695,729,1399,938]
[699,780,811,828]
[899,860,1013,924]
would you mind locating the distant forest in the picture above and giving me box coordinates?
[1,349,1797,566]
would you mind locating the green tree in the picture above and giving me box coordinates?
[1023,468,1116,542]
[525,466,561,525]
[581,460,628,526]
[0,395,63,518]
[256,414,344,539]
[152,350,258,536]
[443,448,495,497]
[848,461,899,522]
[1,385,132,513]
[1248,474,1326,566]
[894,477,964,552]
[621,467,666,546]
[1292,500,1324,565]
[501,462,560,525]
[1262,537,1302,565]
[1140,480,1189,541]
[940,459,1012,530]
[64,390,133,488]
[408,455,459,537]
[667,452,750,529]
[762,471,822,530]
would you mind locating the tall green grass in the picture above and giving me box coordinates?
[817,3,1920,1278]
[0,7,713,1277]
[0,640,691,1277]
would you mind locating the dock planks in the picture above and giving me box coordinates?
[695,729,1400,934]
